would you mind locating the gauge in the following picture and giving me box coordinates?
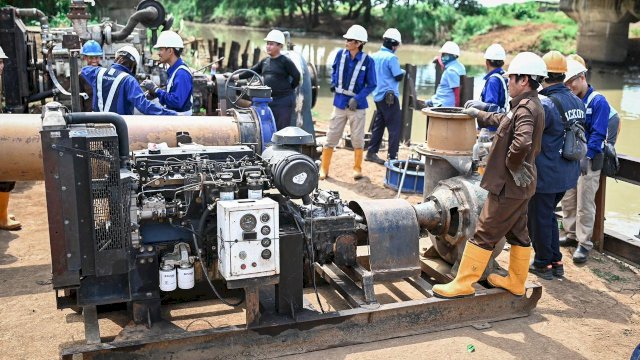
[260,213,270,223]
[240,214,257,231]
[261,238,271,247]
[261,249,272,259]
[261,225,271,235]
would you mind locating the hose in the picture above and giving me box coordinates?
[111,7,159,42]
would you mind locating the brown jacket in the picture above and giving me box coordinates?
[477,90,544,199]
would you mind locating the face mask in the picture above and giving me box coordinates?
[441,54,455,64]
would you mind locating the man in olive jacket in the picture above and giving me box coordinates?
[432,52,547,299]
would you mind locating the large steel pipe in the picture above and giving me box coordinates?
[0,114,255,181]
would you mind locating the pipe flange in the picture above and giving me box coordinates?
[136,0,166,29]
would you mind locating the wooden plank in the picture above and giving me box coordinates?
[603,228,640,265]
[245,286,260,327]
[594,173,606,252]
[404,275,434,298]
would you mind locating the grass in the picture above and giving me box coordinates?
[591,268,626,283]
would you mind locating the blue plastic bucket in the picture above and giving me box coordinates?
[384,159,425,194]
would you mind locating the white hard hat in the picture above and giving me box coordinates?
[439,41,460,56]
[343,24,368,43]
[0,46,7,59]
[382,28,401,44]
[565,59,588,81]
[117,45,141,67]
[505,51,547,78]
[154,31,184,49]
[264,29,286,45]
[484,43,506,61]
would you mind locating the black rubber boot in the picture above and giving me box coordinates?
[529,264,553,280]
[572,245,589,264]
[365,152,385,165]
[551,261,564,277]
[559,236,578,247]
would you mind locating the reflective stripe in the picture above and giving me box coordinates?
[97,67,127,112]
[489,72,509,111]
[335,51,367,97]
[586,90,618,118]
[166,64,193,113]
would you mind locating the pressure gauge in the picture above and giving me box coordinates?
[239,214,257,231]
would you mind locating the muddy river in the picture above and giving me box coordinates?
[188,23,640,237]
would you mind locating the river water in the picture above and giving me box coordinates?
[188,23,640,237]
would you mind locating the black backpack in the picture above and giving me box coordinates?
[602,141,620,177]
[549,96,587,161]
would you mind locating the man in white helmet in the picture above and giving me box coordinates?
[425,41,466,107]
[0,46,21,231]
[465,44,509,134]
[320,24,376,181]
[141,31,193,115]
[240,29,300,130]
[432,52,546,299]
[81,45,176,115]
[366,28,405,165]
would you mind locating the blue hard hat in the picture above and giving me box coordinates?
[81,40,103,56]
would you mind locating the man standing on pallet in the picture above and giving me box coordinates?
[433,52,546,298]
[319,24,376,180]
[365,28,405,165]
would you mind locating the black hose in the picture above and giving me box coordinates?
[64,112,129,166]
[194,206,244,307]
[27,89,56,103]
[111,7,158,42]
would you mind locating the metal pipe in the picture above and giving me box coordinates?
[15,8,49,27]
[64,113,129,165]
[0,114,256,181]
[110,7,159,42]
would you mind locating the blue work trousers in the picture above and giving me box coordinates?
[269,93,296,131]
[368,96,402,159]
[528,191,565,267]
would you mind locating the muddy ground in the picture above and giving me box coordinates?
[0,146,639,359]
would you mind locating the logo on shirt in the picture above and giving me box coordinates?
[565,108,585,121]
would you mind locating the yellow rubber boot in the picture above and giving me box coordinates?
[487,245,532,296]
[432,242,492,298]
[319,147,334,180]
[353,148,364,180]
[0,192,21,231]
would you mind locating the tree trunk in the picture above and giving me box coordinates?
[312,0,320,27]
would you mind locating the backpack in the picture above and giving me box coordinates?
[602,141,620,177]
[549,96,587,161]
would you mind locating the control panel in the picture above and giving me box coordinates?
[217,198,279,281]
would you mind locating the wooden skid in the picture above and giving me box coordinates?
[61,259,542,360]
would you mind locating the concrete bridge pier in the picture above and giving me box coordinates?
[560,0,639,63]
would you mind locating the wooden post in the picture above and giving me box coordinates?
[227,41,241,71]
[207,39,214,62]
[400,64,417,146]
[593,174,607,252]
[459,76,474,107]
[252,47,261,66]
[244,286,260,327]
[241,40,250,69]
[218,43,226,71]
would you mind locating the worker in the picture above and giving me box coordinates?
[319,24,376,180]
[282,31,315,137]
[240,29,300,130]
[434,52,546,298]
[425,41,466,107]
[528,51,584,279]
[0,46,20,230]
[465,44,508,134]
[365,28,405,165]
[560,58,610,264]
[79,40,103,112]
[81,45,176,115]
[141,31,193,115]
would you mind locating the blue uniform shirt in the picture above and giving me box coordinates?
[371,47,405,102]
[481,67,508,113]
[537,83,583,193]
[331,49,377,110]
[82,64,176,116]
[430,58,465,107]
[155,58,193,113]
[582,86,609,159]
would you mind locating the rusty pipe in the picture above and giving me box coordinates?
[111,7,158,42]
[0,114,254,181]
[413,200,442,232]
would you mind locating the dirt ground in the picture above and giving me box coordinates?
[1,147,639,359]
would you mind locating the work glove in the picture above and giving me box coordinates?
[384,91,395,106]
[425,99,434,108]
[580,157,589,175]
[414,98,426,109]
[141,79,157,94]
[461,106,480,118]
[465,100,488,111]
[330,85,336,93]
[348,98,358,111]
[509,162,534,187]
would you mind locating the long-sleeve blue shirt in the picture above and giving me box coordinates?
[155,58,193,113]
[582,86,609,159]
[481,67,508,113]
[81,64,176,116]
[331,48,376,110]
[371,46,405,102]
[537,84,583,193]
[430,59,465,107]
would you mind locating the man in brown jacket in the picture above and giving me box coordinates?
[433,52,547,298]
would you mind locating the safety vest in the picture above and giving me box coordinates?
[167,64,193,116]
[335,50,367,97]
[586,90,618,119]
[489,72,509,112]
[96,67,128,112]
